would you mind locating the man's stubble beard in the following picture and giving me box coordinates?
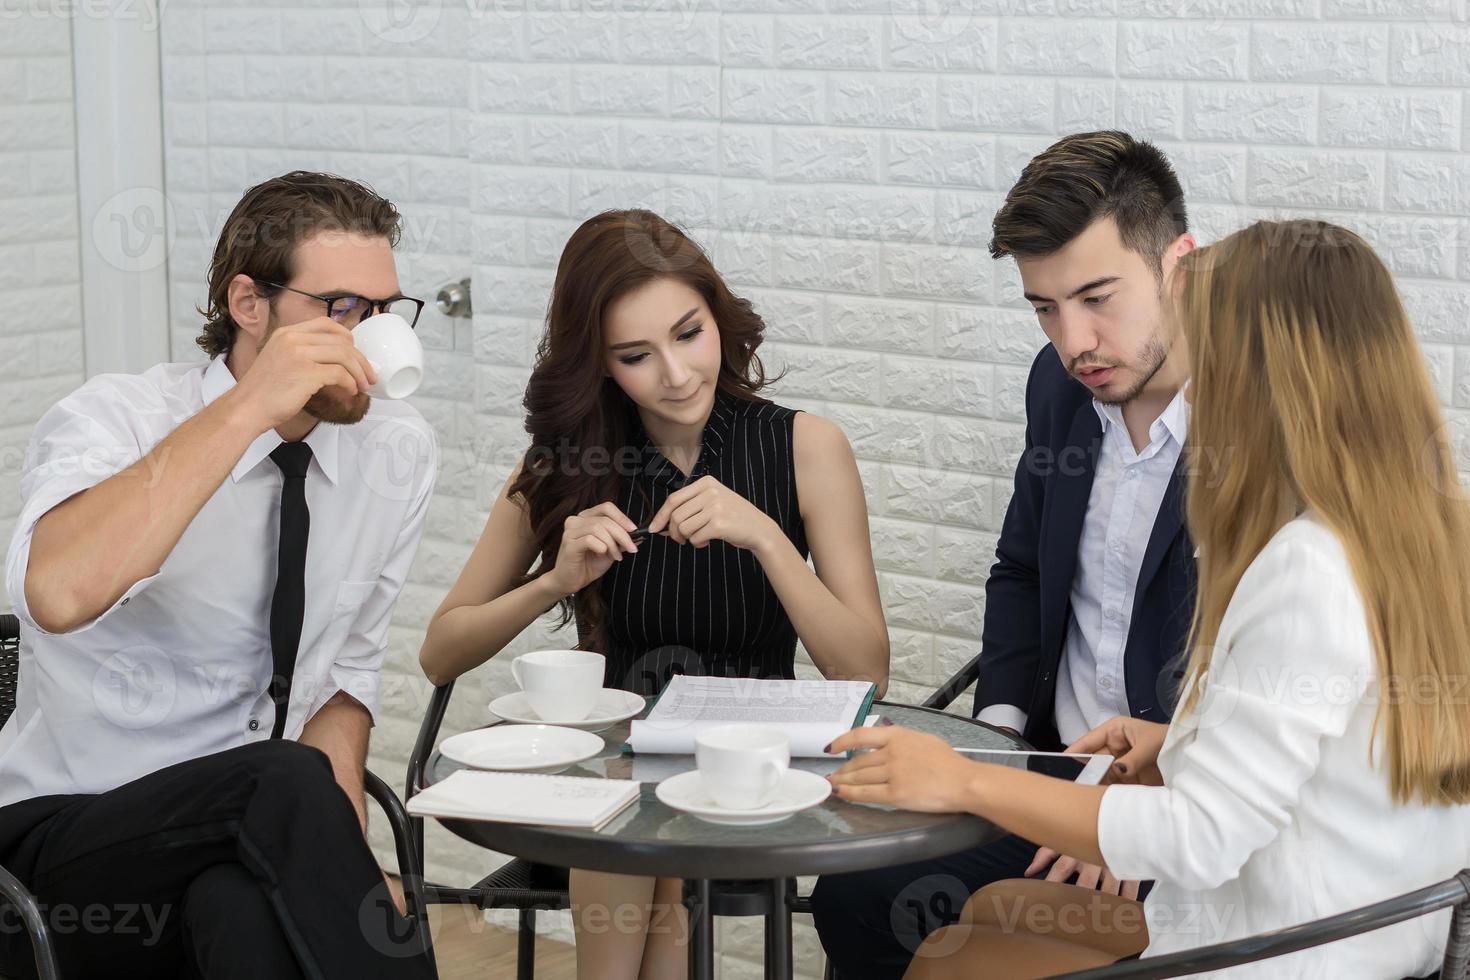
[1097,327,1170,407]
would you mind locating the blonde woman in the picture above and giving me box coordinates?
[826,219,1470,979]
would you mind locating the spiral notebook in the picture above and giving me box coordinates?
[407,770,640,830]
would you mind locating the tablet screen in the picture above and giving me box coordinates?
[954,749,1114,785]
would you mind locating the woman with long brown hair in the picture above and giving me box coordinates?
[825,219,1470,978]
[419,209,889,977]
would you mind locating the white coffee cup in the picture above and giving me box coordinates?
[353,312,424,400]
[695,724,790,811]
[510,649,606,721]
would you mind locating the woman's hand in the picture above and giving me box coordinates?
[646,475,780,552]
[825,726,979,813]
[1067,716,1169,786]
[544,502,640,596]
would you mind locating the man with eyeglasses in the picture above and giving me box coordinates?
[0,172,438,978]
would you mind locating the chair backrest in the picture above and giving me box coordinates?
[1052,870,1470,980]
[405,680,456,868]
[922,651,982,711]
[0,614,19,730]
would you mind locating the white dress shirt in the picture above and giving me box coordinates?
[1100,513,1470,978]
[979,389,1189,745]
[0,357,437,809]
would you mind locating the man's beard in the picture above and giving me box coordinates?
[1095,330,1170,406]
[260,320,371,425]
[304,388,371,425]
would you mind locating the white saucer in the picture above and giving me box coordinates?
[655,769,832,826]
[488,689,646,731]
[439,725,604,773]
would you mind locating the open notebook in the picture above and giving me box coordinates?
[626,675,878,757]
[407,770,640,830]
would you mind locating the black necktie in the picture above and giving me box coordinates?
[268,442,313,739]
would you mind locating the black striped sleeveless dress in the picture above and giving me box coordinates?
[581,390,809,696]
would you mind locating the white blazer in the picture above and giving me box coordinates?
[1099,512,1470,978]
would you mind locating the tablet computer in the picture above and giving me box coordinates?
[954,749,1114,785]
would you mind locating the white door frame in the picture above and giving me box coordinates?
[72,4,172,377]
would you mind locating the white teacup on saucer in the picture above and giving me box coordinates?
[510,649,606,722]
[695,724,790,811]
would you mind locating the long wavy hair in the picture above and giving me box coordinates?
[1177,219,1470,805]
[510,209,780,653]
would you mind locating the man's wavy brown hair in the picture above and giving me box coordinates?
[510,209,779,653]
[195,171,402,357]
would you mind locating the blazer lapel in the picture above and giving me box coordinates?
[1131,453,1188,615]
[1040,403,1102,631]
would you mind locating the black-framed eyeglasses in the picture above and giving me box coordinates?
[255,280,425,329]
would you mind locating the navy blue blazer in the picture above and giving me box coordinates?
[973,346,1197,750]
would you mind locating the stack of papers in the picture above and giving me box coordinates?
[627,675,878,757]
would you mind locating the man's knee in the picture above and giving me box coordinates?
[227,740,335,794]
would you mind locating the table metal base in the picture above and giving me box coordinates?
[682,877,794,980]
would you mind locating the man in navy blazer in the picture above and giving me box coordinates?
[812,131,1200,979]
[976,341,1196,752]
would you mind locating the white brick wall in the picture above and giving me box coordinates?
[112,0,1470,974]
[0,15,85,559]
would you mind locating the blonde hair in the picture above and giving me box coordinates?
[1177,219,1470,806]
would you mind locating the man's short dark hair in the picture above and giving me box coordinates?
[990,131,1188,276]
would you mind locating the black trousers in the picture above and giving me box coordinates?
[0,740,433,980]
[811,834,1155,980]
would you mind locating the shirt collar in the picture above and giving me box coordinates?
[202,356,341,485]
[635,389,741,490]
[1091,385,1191,451]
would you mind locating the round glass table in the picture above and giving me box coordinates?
[425,701,1026,979]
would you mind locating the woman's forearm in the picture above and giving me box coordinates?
[752,528,889,692]
[419,574,567,686]
[963,764,1108,866]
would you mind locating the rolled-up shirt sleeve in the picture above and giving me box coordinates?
[5,377,168,635]
[309,422,439,726]
[1097,530,1372,891]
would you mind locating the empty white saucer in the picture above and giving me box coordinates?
[488,689,646,731]
[439,725,604,773]
[655,769,831,826]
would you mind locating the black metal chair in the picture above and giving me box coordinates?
[1052,869,1470,979]
[923,651,985,713]
[0,612,435,979]
[406,679,572,980]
